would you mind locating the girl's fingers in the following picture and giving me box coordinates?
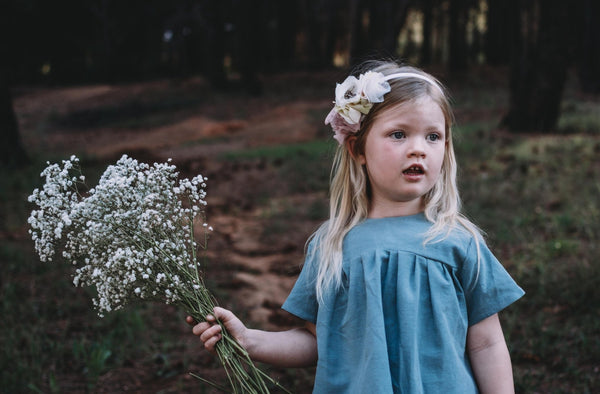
[213,307,234,322]
[192,321,211,336]
[203,333,222,352]
[199,324,222,343]
[190,313,218,334]
[186,314,215,327]
[189,308,234,352]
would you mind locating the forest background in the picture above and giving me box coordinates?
[1,0,599,392]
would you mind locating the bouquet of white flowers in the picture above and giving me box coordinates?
[28,154,288,393]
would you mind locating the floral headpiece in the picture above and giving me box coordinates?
[325,71,441,145]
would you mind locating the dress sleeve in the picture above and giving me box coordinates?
[281,240,319,324]
[459,237,525,326]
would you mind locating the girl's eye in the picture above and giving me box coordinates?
[391,131,406,139]
[427,133,441,142]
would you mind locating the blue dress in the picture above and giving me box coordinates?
[282,213,524,393]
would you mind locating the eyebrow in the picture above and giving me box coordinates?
[382,121,445,133]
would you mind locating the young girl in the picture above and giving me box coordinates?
[188,60,524,393]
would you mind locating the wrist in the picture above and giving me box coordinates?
[239,328,259,359]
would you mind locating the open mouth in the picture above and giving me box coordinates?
[403,165,424,175]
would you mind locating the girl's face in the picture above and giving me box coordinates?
[356,95,446,218]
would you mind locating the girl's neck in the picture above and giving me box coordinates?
[368,198,425,219]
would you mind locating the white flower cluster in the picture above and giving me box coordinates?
[28,155,212,317]
[28,155,82,262]
[331,71,391,125]
[325,71,391,145]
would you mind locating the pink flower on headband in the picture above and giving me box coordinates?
[325,71,391,145]
[324,109,361,145]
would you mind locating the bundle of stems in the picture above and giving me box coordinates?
[174,220,289,393]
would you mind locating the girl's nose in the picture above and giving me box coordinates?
[408,140,426,158]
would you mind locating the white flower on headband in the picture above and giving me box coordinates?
[325,71,391,145]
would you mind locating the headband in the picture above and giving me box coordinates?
[324,71,443,145]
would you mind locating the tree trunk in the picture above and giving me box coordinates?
[502,0,573,132]
[576,0,600,93]
[368,0,399,55]
[349,0,369,62]
[203,1,228,89]
[275,1,299,71]
[420,0,434,66]
[348,0,409,64]
[306,0,331,69]
[235,0,263,94]
[0,68,28,168]
[448,0,469,72]
[485,0,514,65]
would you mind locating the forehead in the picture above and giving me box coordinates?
[373,96,447,128]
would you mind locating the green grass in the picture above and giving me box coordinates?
[220,139,335,195]
[219,139,334,162]
[0,238,155,392]
[559,98,600,135]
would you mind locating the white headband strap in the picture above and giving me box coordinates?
[383,72,444,95]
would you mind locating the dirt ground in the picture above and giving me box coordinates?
[13,75,334,392]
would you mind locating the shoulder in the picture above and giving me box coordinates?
[427,224,486,267]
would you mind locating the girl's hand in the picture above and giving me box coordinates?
[186,307,247,354]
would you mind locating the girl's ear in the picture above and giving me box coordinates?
[346,135,366,165]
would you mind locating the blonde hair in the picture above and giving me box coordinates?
[311,60,482,301]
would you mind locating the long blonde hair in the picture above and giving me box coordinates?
[311,60,482,301]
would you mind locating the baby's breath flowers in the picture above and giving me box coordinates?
[28,155,288,393]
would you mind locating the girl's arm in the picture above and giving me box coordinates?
[187,306,318,368]
[467,313,515,394]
